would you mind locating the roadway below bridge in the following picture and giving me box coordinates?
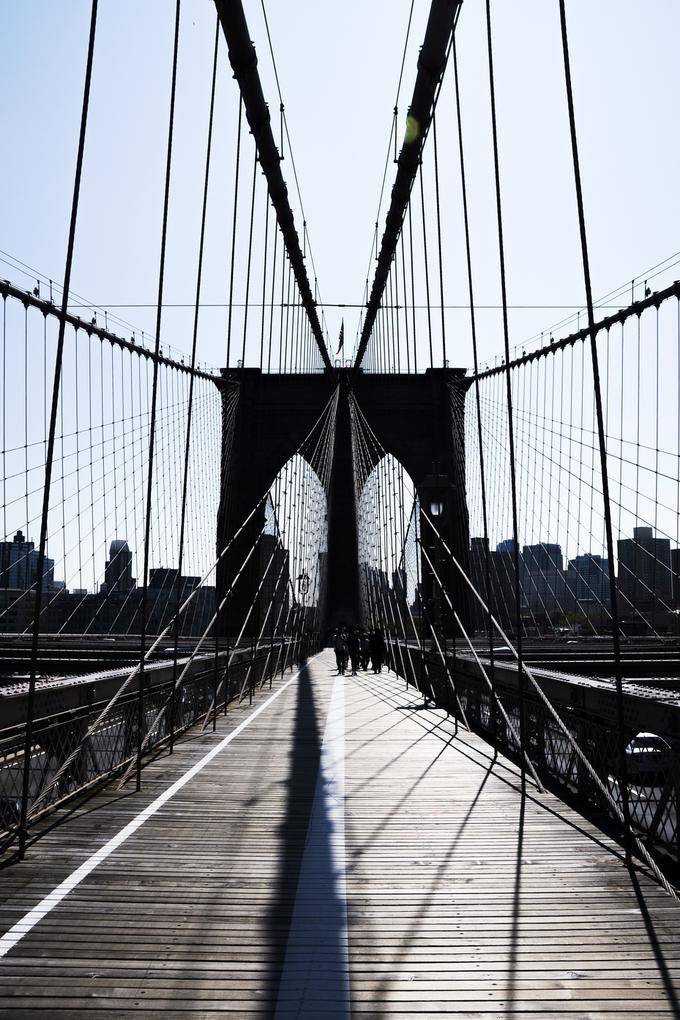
[0,650,679,1016]
[0,635,215,683]
[481,638,680,685]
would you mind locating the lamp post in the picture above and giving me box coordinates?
[419,468,453,642]
[296,571,311,663]
[296,571,310,602]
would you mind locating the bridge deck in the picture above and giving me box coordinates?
[0,650,679,1017]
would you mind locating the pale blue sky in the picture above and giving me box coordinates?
[1,1,679,593]
[2,0,678,371]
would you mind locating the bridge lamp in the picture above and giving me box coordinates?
[404,115,420,144]
[421,471,449,520]
[296,571,310,600]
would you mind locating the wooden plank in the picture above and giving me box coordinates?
[0,651,678,1015]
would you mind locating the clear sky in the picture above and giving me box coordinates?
[1,1,679,595]
[2,0,678,371]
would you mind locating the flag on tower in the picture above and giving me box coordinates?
[336,319,344,355]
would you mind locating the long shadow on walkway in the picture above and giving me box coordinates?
[268,659,348,1018]
[504,783,525,1016]
[368,755,497,1005]
[628,863,680,1014]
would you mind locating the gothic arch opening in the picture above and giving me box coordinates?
[357,454,417,628]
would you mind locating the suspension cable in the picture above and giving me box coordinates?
[19,0,99,859]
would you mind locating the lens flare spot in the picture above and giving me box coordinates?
[404,115,420,144]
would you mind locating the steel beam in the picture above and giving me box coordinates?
[0,279,215,382]
[214,0,333,373]
[353,0,463,371]
[471,279,680,381]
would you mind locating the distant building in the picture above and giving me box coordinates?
[376,568,391,596]
[470,537,517,633]
[259,535,290,637]
[496,538,518,555]
[522,543,563,572]
[0,530,54,591]
[144,568,205,635]
[521,544,564,614]
[618,526,672,611]
[566,554,610,606]
[392,567,407,599]
[103,539,135,593]
[0,586,38,632]
[148,567,199,594]
[672,548,680,605]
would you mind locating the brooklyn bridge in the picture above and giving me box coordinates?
[1,0,679,1015]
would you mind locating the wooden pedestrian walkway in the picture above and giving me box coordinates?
[0,649,679,1017]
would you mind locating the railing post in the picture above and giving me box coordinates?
[18,689,35,859]
[249,634,254,705]
[168,660,177,753]
[223,638,230,717]
[209,626,217,734]
[558,0,631,850]
[135,648,145,794]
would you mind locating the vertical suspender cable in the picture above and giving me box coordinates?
[418,163,434,368]
[23,313,29,553]
[240,150,259,366]
[283,261,292,371]
[169,15,220,754]
[399,232,411,373]
[266,225,278,373]
[558,0,630,840]
[485,0,527,783]
[259,196,270,370]
[432,111,447,367]
[136,0,181,793]
[1,301,5,559]
[278,250,286,371]
[451,27,497,728]
[407,202,418,372]
[19,0,99,859]
[392,256,402,372]
[225,96,243,369]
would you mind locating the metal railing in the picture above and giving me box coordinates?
[0,637,306,858]
[391,642,680,871]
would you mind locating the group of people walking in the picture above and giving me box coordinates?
[333,627,386,676]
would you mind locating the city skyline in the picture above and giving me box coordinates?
[470,523,680,630]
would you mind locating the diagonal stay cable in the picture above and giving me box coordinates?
[419,502,677,900]
[19,0,99,860]
[29,385,340,816]
[113,384,339,782]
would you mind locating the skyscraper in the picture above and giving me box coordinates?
[470,536,517,633]
[618,526,671,611]
[566,553,610,605]
[522,544,563,572]
[103,539,135,593]
[0,530,54,591]
[259,534,290,636]
[521,544,564,613]
[672,548,680,605]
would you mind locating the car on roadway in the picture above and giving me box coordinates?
[624,732,674,785]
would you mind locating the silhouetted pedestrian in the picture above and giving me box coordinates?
[369,629,386,673]
[347,629,360,675]
[334,630,349,674]
[360,633,371,670]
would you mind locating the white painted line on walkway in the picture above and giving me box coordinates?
[275,671,349,1017]
[0,664,308,960]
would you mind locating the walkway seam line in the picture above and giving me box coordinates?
[274,669,349,1016]
[0,661,309,959]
